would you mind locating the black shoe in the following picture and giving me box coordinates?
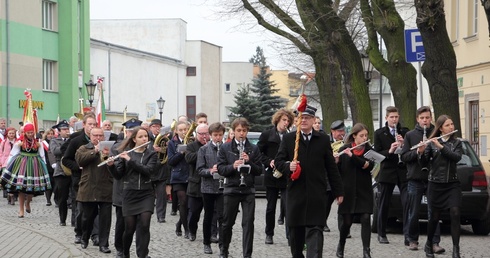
[323,225,331,232]
[81,240,88,249]
[116,250,124,258]
[378,235,390,244]
[175,230,182,237]
[210,235,219,243]
[189,233,196,241]
[74,236,82,244]
[346,233,352,238]
[336,242,345,258]
[99,246,111,253]
[277,219,284,225]
[184,232,189,239]
[363,247,371,258]
[46,202,52,206]
[59,222,66,226]
[424,242,434,258]
[203,244,213,254]
[92,236,99,246]
[158,218,166,223]
[170,211,177,216]
[265,235,273,244]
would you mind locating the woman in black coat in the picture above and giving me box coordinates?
[419,115,462,258]
[336,123,375,258]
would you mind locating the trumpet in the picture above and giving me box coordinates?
[334,140,370,157]
[410,130,458,150]
[97,141,151,167]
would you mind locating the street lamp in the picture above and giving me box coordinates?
[85,80,97,107]
[156,96,165,121]
[360,52,374,85]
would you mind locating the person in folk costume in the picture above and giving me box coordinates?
[1,122,52,218]
[275,96,344,258]
[0,127,18,205]
[335,123,375,258]
[1,90,51,218]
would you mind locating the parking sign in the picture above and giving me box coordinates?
[404,29,425,62]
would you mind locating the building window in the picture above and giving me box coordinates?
[186,96,196,120]
[467,0,478,36]
[450,0,459,41]
[225,83,231,92]
[469,100,479,155]
[43,60,55,91]
[186,66,196,76]
[42,1,54,30]
[370,99,379,120]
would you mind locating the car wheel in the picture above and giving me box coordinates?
[471,216,490,235]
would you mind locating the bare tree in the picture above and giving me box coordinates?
[414,0,461,134]
[360,0,418,128]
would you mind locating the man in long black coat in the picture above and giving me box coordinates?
[275,105,344,258]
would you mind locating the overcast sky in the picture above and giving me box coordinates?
[90,0,285,69]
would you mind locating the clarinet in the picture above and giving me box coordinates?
[237,139,251,187]
[393,128,404,166]
[213,141,225,190]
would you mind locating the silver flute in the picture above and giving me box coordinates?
[97,141,151,167]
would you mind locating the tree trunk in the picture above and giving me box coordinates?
[415,0,461,135]
[313,50,346,130]
[361,0,418,129]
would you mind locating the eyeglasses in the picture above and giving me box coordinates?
[197,132,209,135]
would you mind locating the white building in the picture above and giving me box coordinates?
[221,62,255,123]
[90,19,230,126]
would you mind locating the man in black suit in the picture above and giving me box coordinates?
[62,114,97,245]
[373,106,409,245]
[275,105,344,258]
[257,108,294,245]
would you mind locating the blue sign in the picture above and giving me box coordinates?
[404,29,425,62]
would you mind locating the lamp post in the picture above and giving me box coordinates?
[84,80,97,107]
[360,52,374,85]
[156,96,165,121]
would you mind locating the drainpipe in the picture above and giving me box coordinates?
[5,0,10,126]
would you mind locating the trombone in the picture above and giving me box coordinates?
[410,130,458,150]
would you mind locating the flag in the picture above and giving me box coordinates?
[95,78,106,127]
[22,89,39,133]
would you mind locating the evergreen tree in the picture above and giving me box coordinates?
[228,86,261,127]
[249,47,285,132]
[230,46,286,132]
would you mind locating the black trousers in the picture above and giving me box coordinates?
[114,206,124,252]
[290,225,324,258]
[377,181,408,238]
[81,202,112,247]
[153,180,167,220]
[54,175,71,223]
[202,193,223,245]
[222,193,255,257]
[187,195,203,235]
[265,186,286,236]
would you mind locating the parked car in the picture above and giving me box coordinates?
[246,132,267,196]
[372,139,490,235]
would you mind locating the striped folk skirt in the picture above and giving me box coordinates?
[1,152,52,194]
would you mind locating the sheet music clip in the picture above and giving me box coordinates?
[363,150,386,163]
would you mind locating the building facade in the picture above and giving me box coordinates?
[0,0,91,128]
[445,1,490,171]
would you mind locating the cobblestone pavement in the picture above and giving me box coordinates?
[0,195,488,258]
